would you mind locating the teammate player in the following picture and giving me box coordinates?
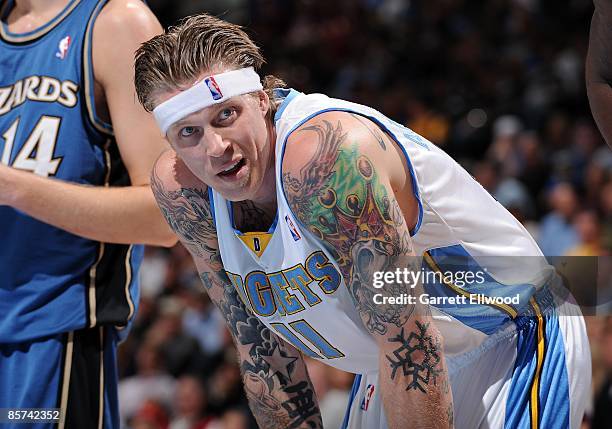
[135,14,591,428]
[587,0,612,147]
[0,1,175,428]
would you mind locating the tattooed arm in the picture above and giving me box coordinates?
[282,113,454,429]
[587,0,612,147]
[151,151,322,429]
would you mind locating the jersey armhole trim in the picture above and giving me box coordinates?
[274,89,301,124]
[82,0,113,137]
[340,374,362,429]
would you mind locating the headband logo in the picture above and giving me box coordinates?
[204,76,223,100]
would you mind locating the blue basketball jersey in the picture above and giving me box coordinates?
[0,0,143,342]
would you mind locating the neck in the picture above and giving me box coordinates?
[7,0,69,27]
[13,0,68,13]
[250,119,278,207]
[233,199,276,233]
[246,178,277,226]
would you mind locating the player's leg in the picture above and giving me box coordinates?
[102,326,121,429]
[497,287,589,429]
[551,284,591,429]
[62,326,120,429]
[447,323,518,429]
[445,288,581,429]
[0,333,68,429]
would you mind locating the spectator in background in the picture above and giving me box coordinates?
[601,179,612,252]
[584,148,612,210]
[566,210,604,256]
[488,115,524,178]
[181,288,226,360]
[148,297,205,377]
[205,354,248,416]
[131,400,170,429]
[119,341,176,426]
[406,97,450,147]
[471,159,535,225]
[170,375,213,429]
[141,247,171,298]
[571,120,601,180]
[514,130,550,203]
[538,182,580,256]
[207,407,250,429]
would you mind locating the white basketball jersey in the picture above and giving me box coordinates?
[210,90,552,373]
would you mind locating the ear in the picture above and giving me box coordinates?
[257,90,270,116]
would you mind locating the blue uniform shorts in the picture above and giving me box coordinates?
[0,326,120,429]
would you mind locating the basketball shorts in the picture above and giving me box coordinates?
[341,287,591,429]
[0,326,120,429]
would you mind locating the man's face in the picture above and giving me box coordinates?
[156,87,274,202]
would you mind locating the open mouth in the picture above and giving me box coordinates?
[217,158,246,177]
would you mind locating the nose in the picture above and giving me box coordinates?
[204,128,230,157]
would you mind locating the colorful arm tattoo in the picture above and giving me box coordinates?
[283,118,447,398]
[283,119,415,334]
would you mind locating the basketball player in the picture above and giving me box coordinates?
[0,1,175,428]
[587,0,612,147]
[135,14,591,428]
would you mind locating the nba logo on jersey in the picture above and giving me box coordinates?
[360,384,375,411]
[55,36,71,59]
[285,215,301,241]
[205,76,223,100]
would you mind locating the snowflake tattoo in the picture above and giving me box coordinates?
[386,321,442,393]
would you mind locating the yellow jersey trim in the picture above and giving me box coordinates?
[529,297,545,429]
[238,232,273,258]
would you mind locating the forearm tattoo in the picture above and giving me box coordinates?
[150,168,219,264]
[283,120,416,336]
[386,321,442,393]
[216,272,322,429]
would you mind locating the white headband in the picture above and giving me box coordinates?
[153,67,263,134]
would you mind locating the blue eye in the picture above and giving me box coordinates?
[219,108,235,122]
[179,126,198,138]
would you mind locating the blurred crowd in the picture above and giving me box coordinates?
[118,0,612,428]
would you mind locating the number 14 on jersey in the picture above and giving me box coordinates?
[1,115,63,177]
